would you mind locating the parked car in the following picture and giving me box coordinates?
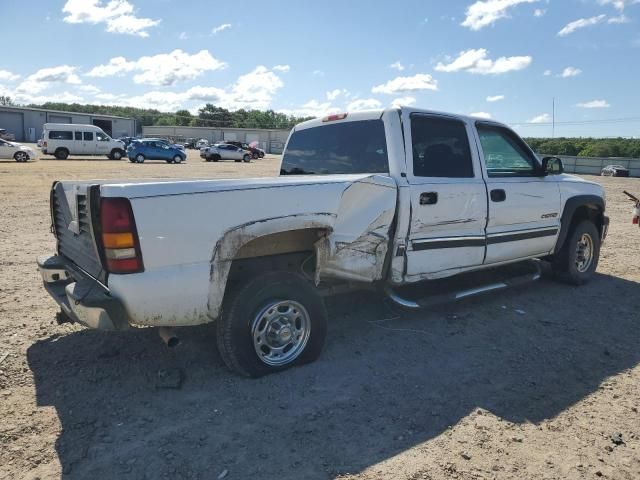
[142,137,185,151]
[226,141,264,159]
[200,143,252,162]
[601,165,630,177]
[41,123,126,160]
[196,139,209,149]
[127,139,186,164]
[38,107,608,377]
[118,136,139,148]
[0,138,38,162]
[0,128,16,141]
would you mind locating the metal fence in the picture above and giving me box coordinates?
[544,155,640,177]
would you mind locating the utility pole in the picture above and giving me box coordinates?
[552,97,555,138]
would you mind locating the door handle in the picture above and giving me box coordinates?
[490,189,506,202]
[420,192,438,205]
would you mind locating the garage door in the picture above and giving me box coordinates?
[49,115,72,124]
[0,111,24,141]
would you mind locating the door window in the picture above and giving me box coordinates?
[476,124,538,177]
[411,116,474,178]
[74,132,82,141]
[83,132,94,141]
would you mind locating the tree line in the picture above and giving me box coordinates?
[525,137,640,159]
[21,101,313,131]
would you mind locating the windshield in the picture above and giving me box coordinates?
[280,120,389,175]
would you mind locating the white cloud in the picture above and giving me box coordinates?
[529,113,551,123]
[17,65,82,94]
[212,23,232,35]
[371,73,438,94]
[178,31,188,40]
[86,50,227,86]
[278,100,339,118]
[272,65,291,72]
[534,8,546,17]
[462,0,539,30]
[558,15,607,36]
[347,98,383,111]
[576,99,611,108]
[390,61,405,71]
[543,69,552,76]
[79,84,101,94]
[470,111,493,119]
[608,14,630,23]
[598,0,640,11]
[326,89,348,101]
[62,0,159,37]
[560,66,582,77]
[0,70,20,82]
[391,96,417,107]
[486,94,505,102]
[435,49,532,75]
[312,70,325,76]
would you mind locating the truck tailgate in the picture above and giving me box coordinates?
[51,182,104,282]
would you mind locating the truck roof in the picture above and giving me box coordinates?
[294,107,511,131]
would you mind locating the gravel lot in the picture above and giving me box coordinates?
[1,150,639,480]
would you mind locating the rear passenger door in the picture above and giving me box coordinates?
[404,113,488,279]
[474,123,561,264]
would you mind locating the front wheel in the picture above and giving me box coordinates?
[110,149,123,160]
[217,272,327,377]
[243,154,251,163]
[173,155,183,164]
[14,151,29,162]
[552,220,600,285]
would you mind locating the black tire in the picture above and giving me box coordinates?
[252,152,259,159]
[135,154,145,164]
[110,149,123,160]
[243,154,251,163]
[212,154,220,162]
[55,148,69,160]
[14,151,29,163]
[552,220,600,285]
[173,155,183,164]
[217,271,328,377]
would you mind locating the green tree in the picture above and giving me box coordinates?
[175,109,192,126]
[0,95,13,106]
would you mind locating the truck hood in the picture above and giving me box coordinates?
[96,174,395,199]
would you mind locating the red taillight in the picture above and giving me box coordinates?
[633,216,639,225]
[100,198,143,273]
[322,113,348,122]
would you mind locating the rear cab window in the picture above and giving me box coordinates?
[281,120,389,175]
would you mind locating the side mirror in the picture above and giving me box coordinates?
[541,156,564,175]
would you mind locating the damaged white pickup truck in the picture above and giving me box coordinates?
[38,108,609,376]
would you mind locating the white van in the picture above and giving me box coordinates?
[41,123,126,160]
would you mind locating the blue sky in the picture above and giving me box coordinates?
[1,0,640,137]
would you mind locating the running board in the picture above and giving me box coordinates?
[385,261,542,310]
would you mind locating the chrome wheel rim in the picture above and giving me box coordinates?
[136,155,144,163]
[16,152,27,162]
[575,233,594,273]
[251,300,311,366]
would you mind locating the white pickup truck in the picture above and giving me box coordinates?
[38,108,609,377]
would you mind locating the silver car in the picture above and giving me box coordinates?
[200,143,252,162]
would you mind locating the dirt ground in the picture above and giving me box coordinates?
[1,150,639,480]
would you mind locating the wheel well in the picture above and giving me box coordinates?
[227,229,324,283]
[569,205,604,237]
[55,147,68,153]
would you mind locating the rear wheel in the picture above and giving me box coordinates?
[14,151,28,162]
[55,148,69,160]
[552,220,600,285]
[135,154,145,164]
[217,272,327,377]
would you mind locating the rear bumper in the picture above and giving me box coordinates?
[37,254,129,331]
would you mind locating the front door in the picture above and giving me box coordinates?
[404,113,488,280]
[0,139,14,159]
[82,131,96,155]
[474,123,561,264]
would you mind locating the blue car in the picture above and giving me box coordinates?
[127,139,186,164]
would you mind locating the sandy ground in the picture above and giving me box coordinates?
[1,150,639,480]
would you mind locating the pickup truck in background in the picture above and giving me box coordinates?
[38,107,608,377]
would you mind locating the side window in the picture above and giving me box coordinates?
[83,132,94,141]
[411,116,474,178]
[50,131,73,140]
[476,125,537,177]
[96,131,109,141]
[74,132,82,141]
